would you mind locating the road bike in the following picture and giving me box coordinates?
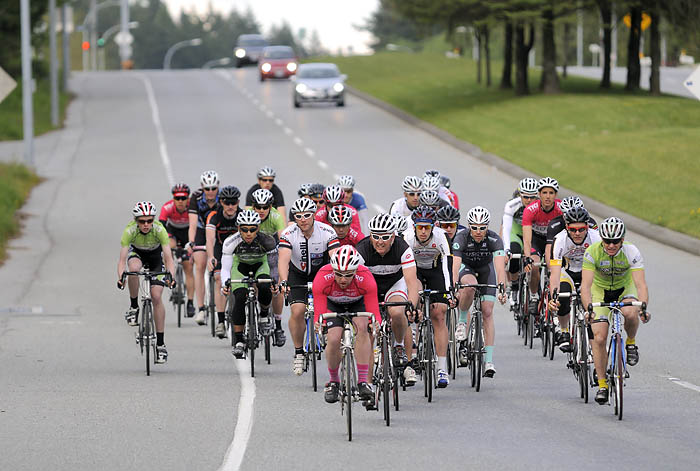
[539,275,557,361]
[321,311,372,442]
[508,253,540,344]
[446,303,459,380]
[285,282,323,391]
[206,269,216,337]
[415,288,450,403]
[559,290,593,403]
[171,248,188,328]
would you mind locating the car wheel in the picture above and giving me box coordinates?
[260,75,265,82]
[336,99,345,107]
[294,98,301,108]
[236,61,242,68]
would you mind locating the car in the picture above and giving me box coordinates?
[234,34,268,68]
[292,63,347,108]
[259,46,298,81]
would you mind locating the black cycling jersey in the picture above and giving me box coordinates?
[245,183,285,208]
[355,236,415,296]
[206,207,241,245]
[452,229,505,269]
[188,189,220,228]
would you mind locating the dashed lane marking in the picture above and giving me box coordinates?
[668,377,700,394]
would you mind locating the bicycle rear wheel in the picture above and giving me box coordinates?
[548,318,556,360]
[175,264,184,328]
[615,334,624,420]
[343,351,353,441]
[308,318,318,392]
[527,312,535,349]
[209,274,216,338]
[447,308,457,379]
[265,330,271,364]
[381,334,391,426]
[578,324,589,403]
[475,313,483,392]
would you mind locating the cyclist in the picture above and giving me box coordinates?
[337,175,369,229]
[389,176,423,218]
[250,188,287,347]
[117,201,176,364]
[278,198,340,375]
[313,245,380,404]
[580,217,650,405]
[440,174,460,209]
[187,171,220,325]
[245,166,286,224]
[522,177,562,313]
[328,204,365,247]
[205,185,242,337]
[422,174,452,207]
[403,206,453,388]
[159,182,195,317]
[221,210,277,359]
[356,213,420,386]
[545,195,597,265]
[436,205,464,245]
[547,206,601,351]
[315,185,362,233]
[453,207,508,376]
[289,183,324,223]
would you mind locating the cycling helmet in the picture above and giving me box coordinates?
[328,205,353,226]
[330,245,361,272]
[412,205,437,225]
[257,166,276,178]
[437,205,460,223]
[291,197,317,214]
[297,183,313,197]
[132,201,156,218]
[237,209,261,226]
[599,217,625,239]
[337,175,355,190]
[219,185,241,201]
[422,176,441,192]
[368,213,397,233]
[419,190,440,206]
[200,170,219,187]
[171,182,190,196]
[440,175,451,189]
[537,177,559,192]
[309,183,325,198]
[424,169,441,179]
[401,176,423,193]
[466,206,491,225]
[323,185,345,205]
[394,215,409,234]
[559,195,584,213]
[563,207,590,224]
[251,188,274,206]
[518,177,538,196]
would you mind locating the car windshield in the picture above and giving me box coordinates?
[298,67,340,79]
[239,38,267,47]
[264,49,295,59]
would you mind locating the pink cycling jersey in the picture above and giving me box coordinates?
[337,227,365,247]
[315,204,362,233]
[159,200,190,230]
[312,264,380,324]
[522,199,562,238]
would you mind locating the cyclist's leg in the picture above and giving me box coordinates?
[126,253,143,297]
[457,268,477,323]
[324,316,344,376]
[213,243,226,324]
[385,278,409,352]
[590,283,612,388]
[508,238,523,288]
[143,250,167,344]
[557,270,576,338]
[479,264,498,354]
[287,270,308,354]
[192,227,207,311]
[422,268,448,362]
[267,251,284,327]
[229,262,250,346]
[254,259,272,313]
[618,280,640,340]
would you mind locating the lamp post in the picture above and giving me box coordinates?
[20,0,33,166]
[98,21,138,69]
[202,57,231,69]
[163,38,203,70]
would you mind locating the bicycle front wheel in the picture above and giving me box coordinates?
[475,313,483,392]
[447,308,457,379]
[247,301,257,378]
[426,323,434,403]
[578,324,589,403]
[615,334,624,420]
[209,275,216,338]
[143,302,152,376]
[343,351,353,441]
[381,334,391,426]
[308,318,318,392]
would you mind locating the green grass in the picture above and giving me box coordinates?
[0,163,41,263]
[0,78,72,141]
[327,52,700,238]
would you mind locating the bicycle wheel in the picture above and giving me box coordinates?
[343,351,353,441]
[175,265,184,328]
[426,322,434,403]
[247,301,257,378]
[541,314,548,357]
[468,317,476,388]
[522,288,531,345]
[615,334,624,420]
[308,318,318,392]
[143,302,152,376]
[264,328,271,364]
[475,312,483,392]
[578,323,589,403]
[393,370,400,411]
[528,311,535,349]
[448,308,457,379]
[381,334,391,426]
[209,274,216,338]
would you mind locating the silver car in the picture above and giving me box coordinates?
[292,63,347,108]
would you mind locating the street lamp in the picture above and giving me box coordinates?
[98,21,138,69]
[163,38,203,70]
[202,57,231,69]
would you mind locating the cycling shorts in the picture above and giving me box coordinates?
[459,263,497,301]
[324,299,367,330]
[127,248,165,286]
[168,226,189,248]
[417,267,449,305]
[590,280,638,322]
[557,269,582,316]
[193,227,206,252]
[379,277,408,303]
[229,260,270,293]
[531,234,547,258]
[288,268,313,305]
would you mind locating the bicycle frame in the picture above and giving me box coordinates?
[559,291,591,402]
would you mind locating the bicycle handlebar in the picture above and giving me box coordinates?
[229,278,275,285]
[588,301,647,311]
[320,312,373,321]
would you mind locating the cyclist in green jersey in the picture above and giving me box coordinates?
[117,201,176,363]
[580,217,651,404]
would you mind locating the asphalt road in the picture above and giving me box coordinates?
[1,67,699,471]
[563,65,697,98]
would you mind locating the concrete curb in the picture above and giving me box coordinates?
[347,85,700,256]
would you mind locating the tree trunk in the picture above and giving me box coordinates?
[475,28,482,84]
[515,22,535,96]
[625,6,642,91]
[597,0,612,88]
[649,7,661,95]
[563,22,570,78]
[500,21,513,89]
[484,25,491,87]
[539,5,560,93]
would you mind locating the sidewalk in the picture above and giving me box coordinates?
[560,65,695,98]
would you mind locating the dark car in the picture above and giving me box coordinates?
[259,46,298,81]
[234,34,268,67]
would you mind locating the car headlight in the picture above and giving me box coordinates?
[235,48,245,58]
[261,63,271,72]
[287,62,297,72]
[333,83,345,93]
[295,83,308,94]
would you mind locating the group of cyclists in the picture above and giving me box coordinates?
[116,166,650,408]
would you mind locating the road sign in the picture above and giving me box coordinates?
[623,12,651,31]
[683,66,700,101]
[114,31,134,46]
[0,66,17,104]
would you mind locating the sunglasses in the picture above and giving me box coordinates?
[221,199,238,206]
[260,178,274,183]
[137,218,154,224]
[470,225,488,231]
[203,187,218,192]
[370,233,393,241]
[239,226,258,233]
[253,204,271,210]
[406,192,420,197]
[602,238,622,245]
[567,226,588,234]
[415,224,433,230]
[173,196,188,201]
[439,222,457,229]
[294,212,314,220]
[334,271,355,279]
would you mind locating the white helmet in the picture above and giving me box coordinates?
[237,209,261,226]
[257,166,276,178]
[200,170,219,187]
[328,205,353,226]
[401,176,423,193]
[132,201,156,217]
[330,245,361,272]
[559,195,584,213]
[251,188,274,206]
[291,197,317,214]
[323,185,345,205]
[337,175,355,190]
[599,217,625,239]
[518,177,538,196]
[419,190,440,206]
[424,169,441,179]
[537,177,559,192]
[422,176,441,191]
[368,213,397,233]
[393,215,409,234]
[467,206,491,225]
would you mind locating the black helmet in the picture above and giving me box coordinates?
[563,206,589,224]
[219,185,241,201]
[437,205,460,223]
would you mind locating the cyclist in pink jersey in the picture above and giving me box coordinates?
[315,185,362,233]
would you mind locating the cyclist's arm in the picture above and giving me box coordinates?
[451,253,461,284]
[522,224,533,258]
[438,237,451,291]
[494,254,507,287]
[188,212,198,246]
[162,244,176,278]
[362,275,381,323]
[544,242,553,267]
[205,213,216,263]
[220,252,233,287]
[548,262,562,295]
[117,246,130,279]
[580,268,594,309]
[631,269,649,305]
[278,206,287,225]
[311,271,329,324]
[403,265,420,307]
[277,246,291,284]
[501,210,514,248]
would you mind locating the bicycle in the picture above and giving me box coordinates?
[446,302,459,380]
[588,300,647,420]
[539,275,557,361]
[508,253,540,344]
[284,282,323,391]
[415,288,450,403]
[171,248,188,328]
[228,275,275,378]
[320,311,373,442]
[121,270,171,376]
[206,269,216,337]
[558,290,593,403]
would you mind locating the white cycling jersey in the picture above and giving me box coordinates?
[389,197,418,218]
[501,196,524,248]
[279,221,340,275]
[551,228,601,273]
[403,225,451,290]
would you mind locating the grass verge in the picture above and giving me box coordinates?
[0,163,41,263]
[326,52,700,238]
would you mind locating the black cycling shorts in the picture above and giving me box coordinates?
[288,268,313,305]
[324,299,367,330]
[127,248,165,286]
[459,263,497,299]
[168,225,189,248]
[416,267,449,304]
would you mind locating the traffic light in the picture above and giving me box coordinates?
[97,38,105,47]
[82,41,90,51]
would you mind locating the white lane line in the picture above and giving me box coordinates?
[259,104,267,112]
[332,173,340,181]
[317,160,329,170]
[274,118,283,126]
[266,111,274,119]
[283,127,293,136]
[373,204,388,214]
[252,99,259,106]
[668,377,700,393]
[218,360,256,471]
[293,137,303,146]
[137,74,175,186]
[304,148,315,158]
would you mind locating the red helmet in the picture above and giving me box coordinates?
[328,205,353,226]
[411,205,437,225]
[330,245,361,272]
[323,185,345,205]
[171,182,190,197]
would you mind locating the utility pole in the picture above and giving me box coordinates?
[62,3,71,90]
[90,0,97,71]
[577,3,584,67]
[119,0,131,68]
[20,0,34,166]
[49,0,59,126]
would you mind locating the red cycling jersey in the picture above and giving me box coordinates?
[522,199,562,238]
[337,227,365,247]
[159,199,190,231]
[312,264,380,324]
[315,204,362,234]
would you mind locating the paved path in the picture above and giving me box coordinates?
[563,65,697,98]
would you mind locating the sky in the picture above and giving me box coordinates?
[163,0,378,54]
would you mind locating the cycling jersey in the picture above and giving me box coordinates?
[312,264,380,323]
[245,183,285,208]
[188,189,219,229]
[546,215,598,245]
[121,220,170,251]
[501,196,525,249]
[551,228,601,273]
[220,231,277,286]
[403,226,451,293]
[256,207,285,241]
[348,192,369,230]
[389,198,418,218]
[452,229,505,269]
[445,188,459,209]
[522,199,562,239]
[356,236,416,296]
[315,204,362,233]
[279,221,340,276]
[159,200,189,231]
[582,241,644,291]
[206,207,241,245]
[337,227,365,247]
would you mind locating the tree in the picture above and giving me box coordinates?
[514,20,535,95]
[539,2,560,93]
[596,0,613,88]
[359,0,422,51]
[500,20,513,88]
[625,5,642,90]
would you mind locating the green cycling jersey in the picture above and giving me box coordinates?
[120,220,170,251]
[582,241,644,291]
[253,207,285,239]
